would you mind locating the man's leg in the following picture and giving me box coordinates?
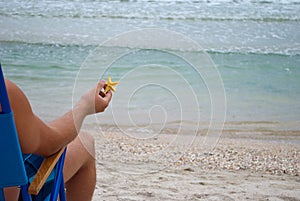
[63,132,96,201]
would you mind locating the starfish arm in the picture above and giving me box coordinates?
[107,76,112,84]
[110,86,117,92]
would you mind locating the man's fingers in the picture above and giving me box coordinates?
[96,80,106,96]
[97,80,106,91]
[103,90,112,101]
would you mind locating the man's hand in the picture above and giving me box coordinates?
[79,80,112,115]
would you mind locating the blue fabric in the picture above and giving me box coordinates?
[24,154,55,201]
[19,154,55,201]
[0,112,28,188]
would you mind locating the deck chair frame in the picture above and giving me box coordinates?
[0,64,67,201]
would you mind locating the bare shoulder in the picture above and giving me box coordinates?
[5,78,40,153]
[5,79,33,115]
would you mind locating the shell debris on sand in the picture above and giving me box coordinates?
[177,140,299,176]
[94,131,299,176]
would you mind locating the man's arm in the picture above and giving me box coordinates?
[6,79,112,157]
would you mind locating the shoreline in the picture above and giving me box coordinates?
[84,120,300,144]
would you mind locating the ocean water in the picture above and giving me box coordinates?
[0,0,300,134]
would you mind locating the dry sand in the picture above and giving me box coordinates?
[88,122,300,201]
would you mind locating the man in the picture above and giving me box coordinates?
[3,79,112,201]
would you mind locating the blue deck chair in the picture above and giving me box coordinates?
[0,64,67,201]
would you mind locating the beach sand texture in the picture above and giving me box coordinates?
[90,123,300,201]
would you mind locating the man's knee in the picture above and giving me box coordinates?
[78,132,95,160]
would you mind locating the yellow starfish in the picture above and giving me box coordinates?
[104,76,119,94]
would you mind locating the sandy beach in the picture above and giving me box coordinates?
[89,122,300,201]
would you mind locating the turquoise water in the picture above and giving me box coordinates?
[0,0,299,131]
